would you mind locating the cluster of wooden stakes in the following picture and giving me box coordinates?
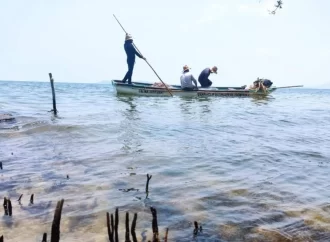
[0,173,202,241]
[1,73,204,241]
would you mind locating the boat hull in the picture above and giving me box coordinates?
[112,80,275,97]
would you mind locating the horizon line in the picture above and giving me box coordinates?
[0,79,327,89]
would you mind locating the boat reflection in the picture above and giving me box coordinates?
[117,96,138,115]
[116,96,142,153]
[250,94,275,105]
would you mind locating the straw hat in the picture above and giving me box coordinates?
[183,65,190,72]
[125,33,133,41]
[211,66,218,74]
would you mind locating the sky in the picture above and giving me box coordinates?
[0,0,330,87]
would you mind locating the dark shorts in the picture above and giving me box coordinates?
[199,79,212,88]
[182,87,197,91]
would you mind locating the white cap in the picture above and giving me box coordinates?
[125,33,133,41]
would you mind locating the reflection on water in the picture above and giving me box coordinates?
[117,96,138,114]
[179,99,196,116]
[250,94,275,105]
[1,82,330,241]
[117,96,143,154]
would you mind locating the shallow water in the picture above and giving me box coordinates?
[1,81,330,241]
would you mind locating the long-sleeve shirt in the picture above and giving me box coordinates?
[124,40,143,64]
[198,68,212,87]
[180,72,198,88]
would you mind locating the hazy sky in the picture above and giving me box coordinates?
[1,0,329,87]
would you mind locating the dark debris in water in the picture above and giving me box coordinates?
[118,188,139,192]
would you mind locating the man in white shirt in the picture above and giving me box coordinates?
[180,65,198,91]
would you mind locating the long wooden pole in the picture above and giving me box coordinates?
[275,85,303,89]
[113,14,173,97]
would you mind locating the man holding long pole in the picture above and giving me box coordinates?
[114,14,173,96]
[122,33,146,84]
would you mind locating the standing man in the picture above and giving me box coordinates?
[180,65,198,91]
[122,33,146,84]
[198,66,218,88]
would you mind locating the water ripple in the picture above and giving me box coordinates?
[1,81,330,240]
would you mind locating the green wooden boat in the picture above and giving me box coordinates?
[111,80,289,97]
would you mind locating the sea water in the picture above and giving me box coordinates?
[1,81,330,241]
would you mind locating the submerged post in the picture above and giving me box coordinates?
[8,199,12,216]
[125,212,131,242]
[51,199,64,242]
[193,221,199,235]
[115,208,119,242]
[111,214,115,242]
[42,233,47,242]
[107,212,114,242]
[150,207,159,241]
[131,213,138,242]
[18,194,23,204]
[164,228,169,242]
[146,174,152,198]
[3,198,8,216]
[49,73,58,115]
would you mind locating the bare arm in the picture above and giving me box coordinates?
[191,75,198,88]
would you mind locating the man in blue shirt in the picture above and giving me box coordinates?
[198,66,218,88]
[122,34,146,84]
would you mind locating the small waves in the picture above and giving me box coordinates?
[1,82,330,240]
[0,117,81,136]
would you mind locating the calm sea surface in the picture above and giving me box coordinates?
[1,81,330,241]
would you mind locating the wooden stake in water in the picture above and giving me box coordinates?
[18,194,23,203]
[107,212,114,242]
[131,213,138,242]
[8,199,12,216]
[42,233,47,242]
[125,212,131,242]
[115,208,119,242]
[3,198,8,215]
[51,199,64,242]
[111,214,115,241]
[193,221,199,235]
[30,194,34,204]
[146,174,152,198]
[49,73,58,115]
[165,228,169,242]
[150,207,159,241]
